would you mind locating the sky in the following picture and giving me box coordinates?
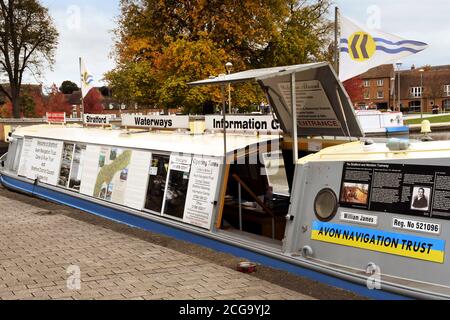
[26,0,450,88]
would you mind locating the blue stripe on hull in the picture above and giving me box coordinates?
[0,174,408,300]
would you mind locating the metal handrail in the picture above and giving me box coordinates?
[231,173,275,239]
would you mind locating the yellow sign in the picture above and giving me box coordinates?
[311,221,445,263]
[348,32,376,61]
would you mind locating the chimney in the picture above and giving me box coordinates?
[411,64,415,70]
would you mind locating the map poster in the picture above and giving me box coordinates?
[183,156,222,229]
[26,139,64,186]
[93,147,132,205]
[340,162,450,221]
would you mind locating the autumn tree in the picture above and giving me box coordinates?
[0,0,58,118]
[45,84,72,115]
[106,0,333,112]
[83,88,104,114]
[343,76,364,106]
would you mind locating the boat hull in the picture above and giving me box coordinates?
[0,172,409,300]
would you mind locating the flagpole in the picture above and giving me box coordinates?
[79,57,85,124]
[334,6,340,75]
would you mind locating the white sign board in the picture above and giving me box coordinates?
[83,114,113,125]
[392,217,440,235]
[340,211,378,226]
[122,114,190,129]
[205,115,281,133]
[183,156,221,229]
[25,139,63,185]
[278,80,342,129]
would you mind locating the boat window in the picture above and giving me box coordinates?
[12,138,23,173]
[58,143,75,188]
[144,154,170,213]
[68,144,86,191]
[261,151,290,196]
[162,155,192,220]
[5,137,22,173]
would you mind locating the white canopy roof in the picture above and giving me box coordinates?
[189,62,364,138]
[13,125,279,157]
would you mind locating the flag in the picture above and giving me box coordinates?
[339,13,428,82]
[80,58,95,98]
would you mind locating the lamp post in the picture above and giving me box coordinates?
[419,68,424,119]
[391,77,395,111]
[225,62,233,114]
[396,61,402,111]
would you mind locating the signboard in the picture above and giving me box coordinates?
[340,211,378,226]
[46,112,66,124]
[25,139,64,185]
[339,162,450,221]
[121,114,190,130]
[278,80,342,129]
[183,156,221,229]
[311,221,445,263]
[83,114,113,125]
[392,217,440,235]
[205,115,281,133]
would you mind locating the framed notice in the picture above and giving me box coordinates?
[278,80,342,129]
[183,156,222,230]
[340,162,450,220]
[26,139,64,186]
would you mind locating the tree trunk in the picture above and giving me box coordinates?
[11,90,20,119]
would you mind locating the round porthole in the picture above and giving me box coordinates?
[314,188,338,222]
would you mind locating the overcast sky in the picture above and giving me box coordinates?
[29,0,447,88]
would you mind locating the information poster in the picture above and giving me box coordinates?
[79,145,133,206]
[340,162,450,220]
[25,139,63,186]
[183,156,221,229]
[94,147,132,204]
[278,80,342,129]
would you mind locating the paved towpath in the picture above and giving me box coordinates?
[0,186,315,300]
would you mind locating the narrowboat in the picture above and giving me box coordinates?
[1,62,449,299]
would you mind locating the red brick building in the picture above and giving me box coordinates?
[396,65,450,113]
[353,64,395,110]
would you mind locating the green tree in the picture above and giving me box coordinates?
[0,0,58,118]
[260,0,334,66]
[59,80,79,94]
[20,93,35,117]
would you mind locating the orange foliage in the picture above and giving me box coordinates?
[83,88,104,114]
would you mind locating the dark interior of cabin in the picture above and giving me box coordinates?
[221,143,291,242]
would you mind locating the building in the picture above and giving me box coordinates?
[354,64,395,110]
[396,65,450,113]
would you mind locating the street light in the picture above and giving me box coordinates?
[396,61,402,112]
[225,62,233,114]
[419,68,424,119]
[391,77,395,111]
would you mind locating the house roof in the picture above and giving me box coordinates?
[360,64,394,79]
